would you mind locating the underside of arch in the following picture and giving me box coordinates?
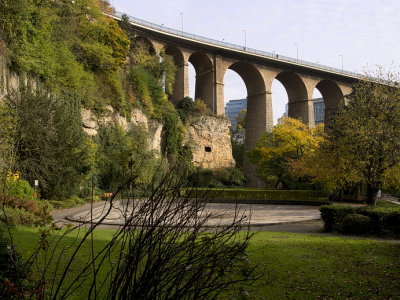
[189,52,214,109]
[228,62,266,97]
[226,62,270,151]
[275,71,308,103]
[275,71,310,124]
[163,45,186,101]
[315,80,344,124]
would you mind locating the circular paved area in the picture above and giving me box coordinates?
[65,200,321,227]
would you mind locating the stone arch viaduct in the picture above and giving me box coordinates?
[111,13,364,183]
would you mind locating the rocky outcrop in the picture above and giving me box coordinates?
[81,107,163,155]
[0,55,234,170]
[82,109,235,169]
[186,116,235,169]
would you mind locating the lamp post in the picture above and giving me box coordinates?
[180,13,183,33]
[243,29,247,49]
[339,54,343,70]
[295,42,298,61]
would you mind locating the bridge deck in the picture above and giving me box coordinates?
[110,11,365,81]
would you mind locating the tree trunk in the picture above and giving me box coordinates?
[365,183,378,205]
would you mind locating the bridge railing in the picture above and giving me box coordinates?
[113,11,379,82]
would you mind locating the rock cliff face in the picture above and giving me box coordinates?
[82,108,235,169]
[81,107,163,155]
[0,56,234,169]
[186,116,235,169]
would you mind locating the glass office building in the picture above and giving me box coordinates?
[224,98,247,130]
[284,97,325,124]
[313,97,325,124]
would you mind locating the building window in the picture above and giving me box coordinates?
[205,146,212,152]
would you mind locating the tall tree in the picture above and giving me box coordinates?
[0,86,93,199]
[327,72,400,204]
[291,70,400,204]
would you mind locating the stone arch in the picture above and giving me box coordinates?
[225,61,267,150]
[133,35,156,55]
[189,52,214,110]
[275,71,309,122]
[163,45,187,102]
[315,80,344,124]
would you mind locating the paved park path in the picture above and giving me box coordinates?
[52,200,323,232]
[51,198,400,243]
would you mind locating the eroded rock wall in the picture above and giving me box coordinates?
[81,107,163,155]
[186,116,235,169]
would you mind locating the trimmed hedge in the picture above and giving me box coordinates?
[340,214,372,235]
[186,189,328,205]
[358,206,400,234]
[319,204,400,235]
[319,205,356,232]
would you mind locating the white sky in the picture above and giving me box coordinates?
[110,0,400,123]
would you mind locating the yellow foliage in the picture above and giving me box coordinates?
[5,170,21,183]
[248,117,325,187]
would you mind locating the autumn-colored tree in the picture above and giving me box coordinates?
[248,117,324,189]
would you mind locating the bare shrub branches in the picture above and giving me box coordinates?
[11,165,259,299]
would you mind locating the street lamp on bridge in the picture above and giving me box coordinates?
[339,54,343,70]
[180,12,183,33]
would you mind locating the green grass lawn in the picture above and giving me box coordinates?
[8,226,400,299]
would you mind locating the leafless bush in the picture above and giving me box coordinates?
[4,165,260,299]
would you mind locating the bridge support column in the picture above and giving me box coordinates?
[195,70,214,110]
[245,91,273,150]
[244,90,273,187]
[288,99,315,127]
[213,55,225,115]
[172,62,189,102]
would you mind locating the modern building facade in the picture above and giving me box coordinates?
[225,98,247,130]
[313,97,325,125]
[284,97,325,124]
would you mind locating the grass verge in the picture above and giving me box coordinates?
[7,226,400,299]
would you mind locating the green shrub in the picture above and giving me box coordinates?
[0,194,53,226]
[176,97,195,123]
[0,207,38,226]
[188,168,246,188]
[65,196,86,208]
[188,169,219,188]
[319,205,356,232]
[216,168,247,187]
[339,213,372,235]
[319,204,400,235]
[4,177,37,201]
[48,200,71,210]
[358,206,400,234]
[47,196,86,210]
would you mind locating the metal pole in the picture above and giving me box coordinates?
[295,43,298,61]
[243,29,246,49]
[180,13,183,33]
